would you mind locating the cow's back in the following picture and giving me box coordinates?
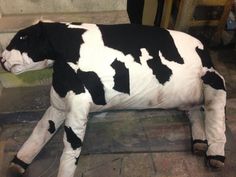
[74,24,206,111]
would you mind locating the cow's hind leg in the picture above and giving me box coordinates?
[7,105,66,177]
[202,71,226,168]
[188,107,208,155]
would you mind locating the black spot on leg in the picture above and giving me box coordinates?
[64,126,83,150]
[200,106,205,112]
[48,120,56,134]
[111,59,130,94]
[201,71,226,91]
[147,55,173,85]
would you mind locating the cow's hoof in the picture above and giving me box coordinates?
[206,155,225,169]
[192,139,208,156]
[6,164,25,177]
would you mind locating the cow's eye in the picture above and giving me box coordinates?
[19,35,28,40]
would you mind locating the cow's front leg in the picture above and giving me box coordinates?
[188,107,208,155]
[203,80,226,168]
[57,92,91,177]
[7,105,66,177]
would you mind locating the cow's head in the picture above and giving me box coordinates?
[0,21,53,74]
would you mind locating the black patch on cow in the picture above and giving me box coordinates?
[64,126,83,150]
[48,120,56,134]
[147,55,173,85]
[43,22,86,63]
[77,69,106,105]
[99,24,184,64]
[6,22,54,62]
[53,61,85,97]
[196,47,214,69]
[52,62,106,105]
[6,22,86,63]
[111,59,130,94]
[201,71,225,91]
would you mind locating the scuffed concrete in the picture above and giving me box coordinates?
[0,0,127,14]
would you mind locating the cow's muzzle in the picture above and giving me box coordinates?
[0,56,9,72]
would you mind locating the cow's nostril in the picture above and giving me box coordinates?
[0,56,9,72]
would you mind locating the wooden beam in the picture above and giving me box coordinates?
[197,0,230,6]
[160,0,173,28]
[190,19,220,26]
[174,0,198,31]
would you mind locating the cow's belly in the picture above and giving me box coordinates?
[90,86,203,112]
[90,63,204,112]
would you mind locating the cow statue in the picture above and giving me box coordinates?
[1,21,226,177]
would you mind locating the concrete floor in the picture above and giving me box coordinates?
[0,47,236,177]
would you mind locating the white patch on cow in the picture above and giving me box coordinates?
[67,62,80,72]
[2,49,23,65]
[140,48,153,67]
[67,23,104,47]
[68,24,160,110]
[65,24,192,110]
[168,30,203,66]
[122,54,134,66]
[50,87,67,112]
[157,50,203,109]
[67,24,120,105]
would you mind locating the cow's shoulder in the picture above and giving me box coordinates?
[52,61,106,105]
[52,61,85,98]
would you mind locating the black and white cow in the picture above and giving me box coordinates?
[1,22,226,177]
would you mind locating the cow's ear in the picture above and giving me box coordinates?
[35,21,45,36]
[37,21,44,29]
[38,21,43,25]
[32,19,43,26]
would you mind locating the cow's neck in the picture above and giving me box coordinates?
[43,22,86,64]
